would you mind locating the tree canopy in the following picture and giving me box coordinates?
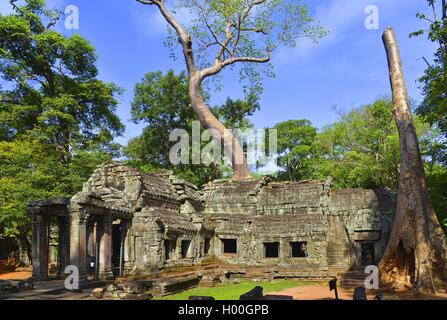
[0,0,123,242]
[124,69,259,185]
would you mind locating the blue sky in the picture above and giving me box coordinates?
[0,0,438,146]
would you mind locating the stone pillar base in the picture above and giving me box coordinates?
[98,270,114,280]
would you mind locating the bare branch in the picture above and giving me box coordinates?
[136,0,159,5]
[138,0,197,73]
[422,56,432,68]
[201,55,270,79]
[214,19,235,63]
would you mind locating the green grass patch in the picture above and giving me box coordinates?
[158,280,325,300]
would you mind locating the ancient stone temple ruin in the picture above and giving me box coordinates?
[27,162,396,283]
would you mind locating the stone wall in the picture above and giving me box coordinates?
[28,162,396,281]
[202,177,395,275]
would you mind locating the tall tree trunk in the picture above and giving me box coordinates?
[141,0,252,180]
[189,75,251,180]
[378,27,447,295]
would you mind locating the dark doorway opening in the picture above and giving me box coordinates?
[290,242,307,258]
[112,224,122,277]
[204,238,211,256]
[397,240,415,284]
[361,242,375,265]
[181,240,191,259]
[222,239,237,255]
[165,239,176,260]
[264,242,279,258]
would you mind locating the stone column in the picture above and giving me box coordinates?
[98,215,113,279]
[31,214,49,281]
[56,216,70,278]
[86,217,96,274]
[69,205,89,287]
[119,221,128,276]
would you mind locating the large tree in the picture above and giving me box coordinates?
[125,69,259,185]
[412,0,447,140]
[272,119,318,182]
[0,0,123,162]
[136,0,325,179]
[379,27,447,295]
[314,99,430,190]
[0,0,123,252]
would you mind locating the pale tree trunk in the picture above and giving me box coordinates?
[140,0,251,180]
[378,27,447,295]
[189,75,250,180]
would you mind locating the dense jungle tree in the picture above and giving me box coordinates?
[124,69,259,185]
[0,0,123,252]
[378,27,447,295]
[136,0,326,179]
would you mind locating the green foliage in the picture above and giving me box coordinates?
[313,99,431,190]
[211,95,259,128]
[0,0,122,240]
[124,69,258,186]
[412,1,447,142]
[271,119,318,181]
[165,0,327,99]
[126,70,193,168]
[425,164,447,227]
[314,99,400,189]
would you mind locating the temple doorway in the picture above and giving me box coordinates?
[360,242,375,266]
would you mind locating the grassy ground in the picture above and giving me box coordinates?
[158,280,325,300]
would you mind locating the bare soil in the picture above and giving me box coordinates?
[0,260,31,280]
[269,285,447,300]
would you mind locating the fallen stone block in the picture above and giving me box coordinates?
[91,287,105,299]
[106,283,119,292]
[239,286,263,300]
[123,282,144,294]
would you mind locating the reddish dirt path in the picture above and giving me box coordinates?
[0,260,31,280]
[268,285,447,300]
[268,285,374,300]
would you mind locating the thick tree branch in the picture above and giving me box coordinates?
[214,19,235,63]
[138,0,197,73]
[200,55,270,79]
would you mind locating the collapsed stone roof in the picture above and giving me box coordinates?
[28,162,395,235]
[201,177,332,215]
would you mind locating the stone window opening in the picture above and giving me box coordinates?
[290,241,307,258]
[204,238,211,256]
[164,239,176,260]
[181,240,191,259]
[264,242,280,258]
[222,238,237,255]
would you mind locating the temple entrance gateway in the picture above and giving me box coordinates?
[112,223,121,277]
[361,242,375,266]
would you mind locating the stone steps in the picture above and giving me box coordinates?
[340,267,368,288]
